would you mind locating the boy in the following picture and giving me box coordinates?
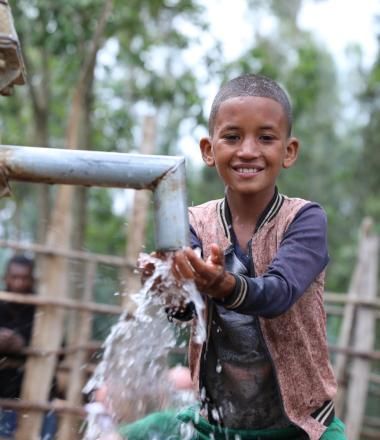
[116,74,346,440]
[168,73,346,440]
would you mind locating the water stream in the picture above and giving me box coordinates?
[82,253,205,439]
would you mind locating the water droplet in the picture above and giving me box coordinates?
[211,408,220,422]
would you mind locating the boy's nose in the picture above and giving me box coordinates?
[237,137,260,157]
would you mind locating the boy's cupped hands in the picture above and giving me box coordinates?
[173,244,235,300]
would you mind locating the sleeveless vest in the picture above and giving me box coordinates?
[187,196,337,440]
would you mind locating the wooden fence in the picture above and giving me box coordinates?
[0,218,379,439]
[0,239,125,439]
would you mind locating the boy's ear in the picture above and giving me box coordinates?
[282,137,299,169]
[200,137,215,167]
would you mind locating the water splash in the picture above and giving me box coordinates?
[83,252,204,439]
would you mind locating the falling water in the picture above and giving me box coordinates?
[82,253,205,439]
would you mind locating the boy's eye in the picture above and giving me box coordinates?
[223,134,239,141]
[259,135,275,143]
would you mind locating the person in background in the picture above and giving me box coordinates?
[0,254,58,439]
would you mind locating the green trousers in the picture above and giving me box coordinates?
[118,406,347,440]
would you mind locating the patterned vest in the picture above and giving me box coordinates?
[188,196,337,440]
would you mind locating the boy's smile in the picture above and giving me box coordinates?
[200,96,299,203]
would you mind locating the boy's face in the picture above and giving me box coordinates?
[200,96,299,199]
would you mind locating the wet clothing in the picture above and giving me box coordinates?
[189,194,329,429]
[118,407,346,440]
[204,304,288,429]
[182,192,338,440]
[176,407,346,440]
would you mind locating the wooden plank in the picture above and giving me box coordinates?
[344,220,378,439]
[328,345,380,361]
[0,290,123,314]
[0,398,85,417]
[121,115,156,312]
[15,184,75,440]
[0,238,132,267]
[325,305,380,319]
[361,428,380,439]
[334,218,373,415]
[324,292,380,309]
[364,416,380,429]
[58,261,96,439]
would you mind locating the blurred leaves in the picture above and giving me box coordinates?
[0,0,378,296]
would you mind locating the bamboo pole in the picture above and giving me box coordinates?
[324,305,380,319]
[0,399,85,417]
[344,219,378,439]
[324,292,380,309]
[328,345,380,361]
[0,291,123,315]
[59,261,96,438]
[15,252,70,438]
[334,218,373,415]
[122,114,156,312]
[0,239,133,267]
[361,428,380,440]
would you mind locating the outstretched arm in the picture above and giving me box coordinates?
[215,203,329,318]
[174,204,329,319]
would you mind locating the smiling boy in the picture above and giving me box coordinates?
[170,74,347,440]
[115,74,347,440]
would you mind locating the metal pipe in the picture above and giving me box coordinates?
[0,145,189,250]
[154,158,189,250]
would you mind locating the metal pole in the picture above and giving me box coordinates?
[154,158,189,251]
[0,145,189,250]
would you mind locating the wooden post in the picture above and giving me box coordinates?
[121,115,156,312]
[334,219,372,415]
[58,261,96,439]
[15,187,74,440]
[334,223,367,417]
[344,218,378,439]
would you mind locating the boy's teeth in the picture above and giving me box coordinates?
[237,168,258,173]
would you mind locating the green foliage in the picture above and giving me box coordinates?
[85,189,126,255]
[191,1,364,293]
[357,51,380,225]
[0,0,378,324]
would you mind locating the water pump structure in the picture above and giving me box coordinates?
[0,145,189,250]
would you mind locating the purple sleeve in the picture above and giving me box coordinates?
[190,225,202,250]
[220,203,329,318]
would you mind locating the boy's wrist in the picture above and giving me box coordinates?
[208,271,236,300]
[213,273,248,310]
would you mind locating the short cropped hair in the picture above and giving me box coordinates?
[209,74,293,136]
[6,254,34,274]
